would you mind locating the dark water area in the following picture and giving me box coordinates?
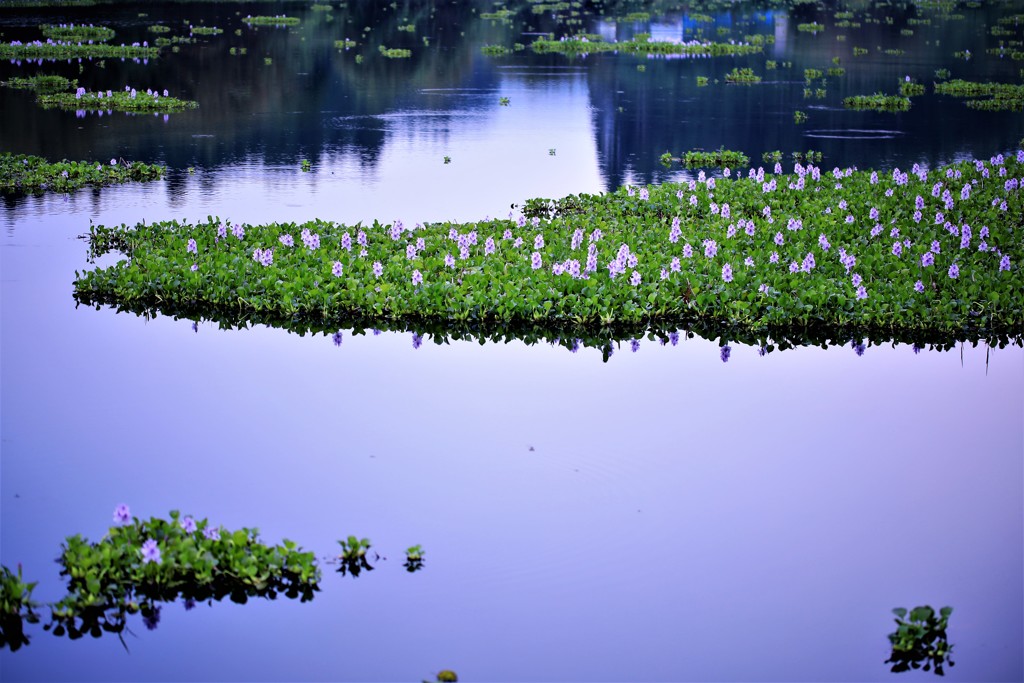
[1,1,1022,681]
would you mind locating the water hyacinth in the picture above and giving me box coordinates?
[113,504,131,524]
[76,152,1024,352]
[140,539,161,564]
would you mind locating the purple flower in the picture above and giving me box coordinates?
[513,237,524,248]
[704,240,718,258]
[372,261,383,278]
[412,333,423,349]
[190,263,198,272]
[774,232,784,246]
[869,207,879,220]
[818,234,830,251]
[332,330,343,346]
[801,252,815,272]
[114,504,131,524]
[999,254,1011,271]
[332,261,344,277]
[914,280,925,293]
[187,238,197,254]
[851,273,862,287]
[789,261,799,273]
[892,242,902,257]
[340,233,352,251]
[915,195,924,210]
[948,263,959,279]
[412,269,423,285]
[720,345,731,363]
[854,341,866,356]
[769,251,779,264]
[856,286,868,300]
[279,234,294,247]
[204,525,221,541]
[683,244,693,258]
[531,252,542,270]
[141,539,161,564]
[670,256,681,272]
[744,256,754,267]
[630,270,641,286]
[639,188,649,201]
[630,339,640,352]
[180,516,197,533]
[534,234,544,250]
[721,263,733,282]
[485,237,496,255]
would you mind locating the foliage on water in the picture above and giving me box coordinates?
[529,35,762,57]
[0,153,164,194]
[935,79,1024,111]
[886,606,954,676]
[39,23,114,42]
[0,40,159,60]
[74,152,1023,355]
[1,73,77,94]
[842,93,912,111]
[725,67,760,84]
[242,15,300,27]
[37,86,198,113]
[0,507,320,650]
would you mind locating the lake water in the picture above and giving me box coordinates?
[1,1,1022,681]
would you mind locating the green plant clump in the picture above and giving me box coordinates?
[842,93,912,111]
[189,26,223,36]
[379,46,411,58]
[242,15,300,26]
[73,152,1023,354]
[530,36,762,57]
[37,87,198,113]
[1,565,39,652]
[44,509,320,641]
[886,606,954,675]
[797,22,825,32]
[39,23,114,42]
[0,153,164,195]
[725,67,760,83]
[900,81,926,97]
[1,74,77,94]
[0,41,160,60]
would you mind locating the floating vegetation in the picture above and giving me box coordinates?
[74,152,1022,354]
[797,22,825,33]
[0,153,165,195]
[242,15,300,26]
[379,46,411,58]
[39,23,114,42]
[696,75,708,86]
[481,44,512,56]
[886,606,954,675]
[935,79,1024,110]
[804,68,823,82]
[37,86,198,113]
[842,93,912,111]
[679,149,751,167]
[900,80,926,97]
[827,67,845,77]
[934,68,950,80]
[334,536,373,577]
[853,46,868,56]
[794,110,807,123]
[1,74,76,94]
[311,3,333,11]
[530,36,762,57]
[153,35,192,47]
[403,545,425,573]
[189,26,223,36]
[334,38,356,49]
[1,565,39,652]
[147,24,171,33]
[45,507,316,645]
[0,40,160,60]
[725,67,760,84]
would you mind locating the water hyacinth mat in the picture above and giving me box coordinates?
[75,153,1023,352]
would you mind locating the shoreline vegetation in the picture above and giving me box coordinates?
[0,153,165,194]
[74,153,1022,356]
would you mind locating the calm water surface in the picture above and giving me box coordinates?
[1,1,1022,681]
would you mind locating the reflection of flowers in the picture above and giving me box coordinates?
[143,605,161,631]
[141,539,161,564]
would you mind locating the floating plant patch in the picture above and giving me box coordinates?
[37,86,198,113]
[74,153,1022,355]
[0,40,160,60]
[0,153,164,194]
[886,606,954,675]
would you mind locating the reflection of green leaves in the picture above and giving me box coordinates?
[886,605,954,676]
[1,153,164,195]
[1,565,40,652]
